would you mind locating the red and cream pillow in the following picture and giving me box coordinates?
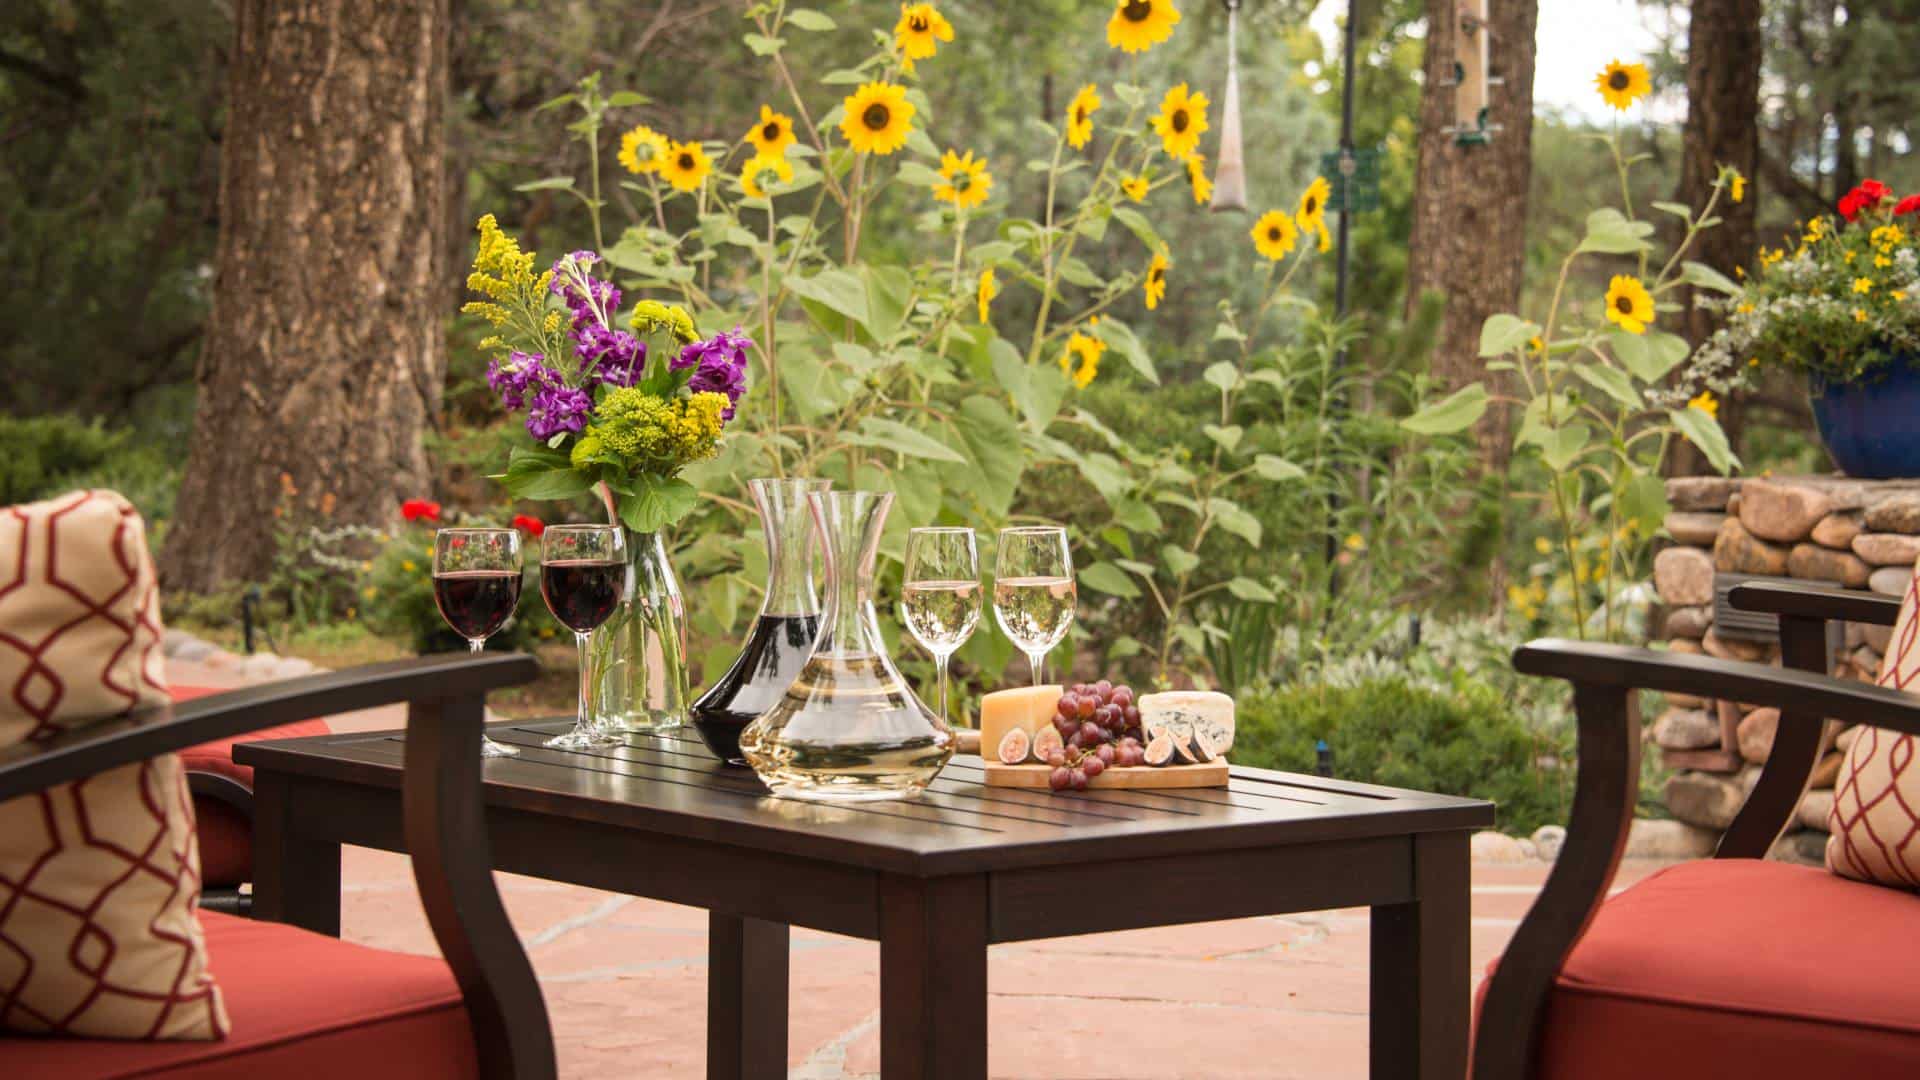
[1829,556,1920,888]
[0,490,228,1039]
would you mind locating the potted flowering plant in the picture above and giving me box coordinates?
[462,213,752,731]
[1692,179,1920,477]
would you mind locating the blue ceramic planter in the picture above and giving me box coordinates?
[1810,350,1920,479]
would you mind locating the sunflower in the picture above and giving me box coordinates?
[894,3,954,64]
[617,124,671,175]
[1251,210,1298,260]
[1314,220,1332,253]
[1065,84,1101,150]
[740,153,793,199]
[1594,60,1651,111]
[977,267,998,324]
[1185,152,1212,205]
[1604,275,1655,334]
[1152,83,1209,161]
[1121,174,1150,202]
[1687,390,1718,418]
[660,140,712,193]
[1143,251,1169,310]
[745,105,795,158]
[1059,330,1106,389]
[933,148,993,210]
[1729,171,1746,204]
[1107,0,1181,54]
[1296,176,1331,234]
[840,82,915,155]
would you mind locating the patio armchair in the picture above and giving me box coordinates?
[1472,580,1920,1078]
[1,653,555,1080]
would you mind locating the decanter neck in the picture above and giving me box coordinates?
[811,490,893,656]
[752,477,829,617]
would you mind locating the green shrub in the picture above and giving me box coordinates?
[1233,675,1572,835]
[0,415,182,535]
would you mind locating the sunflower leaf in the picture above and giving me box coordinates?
[785,8,835,31]
[742,32,784,56]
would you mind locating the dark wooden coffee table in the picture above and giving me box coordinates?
[237,719,1493,1079]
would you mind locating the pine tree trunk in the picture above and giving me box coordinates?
[161,0,449,592]
[1671,0,1761,474]
[1405,0,1539,472]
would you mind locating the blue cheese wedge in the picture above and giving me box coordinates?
[1138,691,1234,756]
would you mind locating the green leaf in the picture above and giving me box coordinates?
[743,32,785,55]
[514,176,578,193]
[606,90,649,107]
[1075,451,1131,501]
[1618,473,1671,536]
[1569,362,1641,408]
[1079,561,1141,599]
[1111,206,1162,250]
[1057,256,1103,289]
[845,418,969,463]
[895,160,943,187]
[617,475,701,532]
[1209,499,1263,547]
[821,68,868,85]
[1609,328,1689,383]
[1669,405,1740,476]
[993,340,1070,430]
[1680,260,1742,297]
[1111,497,1162,533]
[1226,577,1278,603]
[1093,319,1159,384]
[1161,545,1200,576]
[1203,361,1241,393]
[1532,423,1592,472]
[862,264,914,340]
[1576,207,1655,254]
[1202,424,1243,454]
[1253,454,1307,481]
[501,445,591,501]
[787,268,869,329]
[945,395,1024,518]
[1102,528,1136,559]
[1651,200,1693,219]
[1478,313,1539,357]
[1401,383,1488,435]
[785,8,835,30]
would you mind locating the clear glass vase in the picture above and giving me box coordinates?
[584,489,690,733]
[689,477,829,765]
[739,490,954,801]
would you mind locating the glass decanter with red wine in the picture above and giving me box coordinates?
[690,477,829,764]
[432,527,525,759]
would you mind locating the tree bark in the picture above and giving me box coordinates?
[162,0,450,592]
[1671,0,1761,474]
[1405,0,1539,472]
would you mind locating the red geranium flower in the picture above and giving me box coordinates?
[401,498,441,523]
[1839,190,1866,222]
[512,513,546,537]
[1860,179,1892,205]
[1896,195,1920,217]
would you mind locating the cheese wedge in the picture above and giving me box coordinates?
[978,685,1063,761]
[1139,690,1235,755]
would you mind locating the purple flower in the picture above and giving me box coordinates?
[487,352,559,411]
[677,328,752,419]
[525,382,593,440]
[579,327,648,388]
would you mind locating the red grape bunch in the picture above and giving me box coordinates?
[1041,681,1148,792]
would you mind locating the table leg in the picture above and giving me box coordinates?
[707,912,789,1080]
[879,874,988,1080]
[250,773,341,936]
[1370,830,1470,1079]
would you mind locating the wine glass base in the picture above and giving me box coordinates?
[543,728,625,751]
[480,736,520,759]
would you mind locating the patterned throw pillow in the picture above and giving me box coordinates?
[0,491,229,1039]
[1828,555,1920,888]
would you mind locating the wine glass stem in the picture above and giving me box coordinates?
[575,632,592,726]
[469,638,484,654]
[935,653,950,727]
[1028,650,1043,687]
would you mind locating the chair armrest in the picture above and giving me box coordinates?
[1474,637,1920,1080]
[0,653,539,804]
[1729,579,1903,626]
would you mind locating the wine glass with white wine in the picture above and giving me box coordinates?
[901,527,981,728]
[992,526,1076,687]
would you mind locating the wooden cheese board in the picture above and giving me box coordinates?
[982,759,1230,789]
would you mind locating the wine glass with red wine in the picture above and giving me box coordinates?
[433,527,525,759]
[539,524,628,751]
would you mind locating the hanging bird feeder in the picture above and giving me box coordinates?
[1209,0,1249,212]
[1449,0,1495,146]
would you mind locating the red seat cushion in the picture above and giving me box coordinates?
[0,910,478,1078]
[169,685,330,886]
[1485,859,1920,1077]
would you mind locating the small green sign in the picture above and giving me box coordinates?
[1319,146,1382,213]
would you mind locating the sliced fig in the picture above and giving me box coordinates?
[1171,733,1200,765]
[1189,728,1218,763]
[996,726,1033,765]
[1031,724,1066,764]
[1143,731,1176,767]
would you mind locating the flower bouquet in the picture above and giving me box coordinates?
[463,213,753,729]
[1693,179,1920,476]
